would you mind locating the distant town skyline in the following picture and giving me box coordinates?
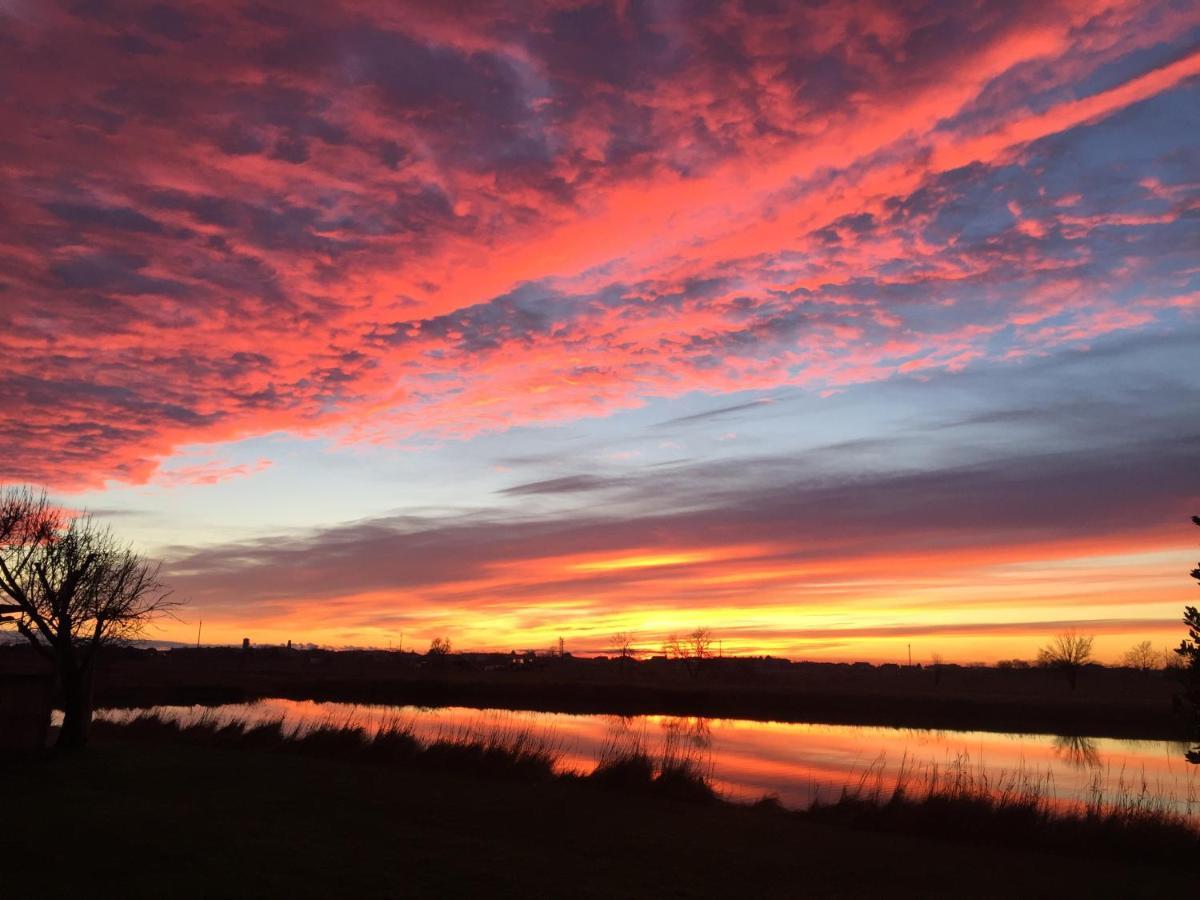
[2,1,1197,661]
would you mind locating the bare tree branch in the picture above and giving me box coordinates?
[0,485,179,748]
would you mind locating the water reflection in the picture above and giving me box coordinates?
[97,700,1200,819]
[1052,735,1101,769]
[661,715,712,750]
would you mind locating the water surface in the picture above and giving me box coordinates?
[99,699,1199,817]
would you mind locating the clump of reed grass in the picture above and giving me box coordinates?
[806,752,1200,863]
[419,726,559,780]
[95,711,559,782]
[587,731,716,802]
[360,718,421,763]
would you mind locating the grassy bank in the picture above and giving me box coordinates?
[806,756,1198,865]
[6,734,1193,899]
[87,712,1198,868]
[92,711,721,803]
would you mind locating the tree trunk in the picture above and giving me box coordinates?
[57,664,94,750]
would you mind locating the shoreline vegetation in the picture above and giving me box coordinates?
[10,738,1190,900]
[91,710,1199,867]
[6,643,1184,741]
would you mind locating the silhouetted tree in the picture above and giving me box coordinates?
[1178,517,1200,671]
[1036,629,1094,690]
[686,627,714,659]
[0,487,174,749]
[663,628,715,677]
[1176,609,1200,669]
[611,632,637,659]
[428,636,452,656]
[1174,516,1200,761]
[1122,640,1162,671]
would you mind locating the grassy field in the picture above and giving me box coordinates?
[5,737,1192,899]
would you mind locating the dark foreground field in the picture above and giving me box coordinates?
[6,738,1190,899]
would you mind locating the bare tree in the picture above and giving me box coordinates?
[663,628,715,677]
[686,627,714,660]
[428,636,452,655]
[1036,629,1094,690]
[1122,640,1162,671]
[611,631,637,659]
[0,487,175,749]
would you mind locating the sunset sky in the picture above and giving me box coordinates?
[2,0,1197,661]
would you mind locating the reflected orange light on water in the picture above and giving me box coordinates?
[99,700,1200,818]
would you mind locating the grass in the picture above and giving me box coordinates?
[8,737,1196,899]
[90,711,1199,867]
[805,753,1199,864]
[97,709,714,794]
[587,730,717,802]
[93,711,562,782]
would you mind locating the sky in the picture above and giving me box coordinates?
[1,0,1197,662]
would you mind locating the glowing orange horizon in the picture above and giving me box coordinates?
[155,529,1196,665]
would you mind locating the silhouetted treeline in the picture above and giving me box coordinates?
[2,641,1186,741]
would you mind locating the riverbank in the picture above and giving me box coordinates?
[86,646,1189,740]
[7,735,1192,899]
[3,643,1189,740]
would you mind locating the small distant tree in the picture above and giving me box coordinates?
[1123,640,1162,672]
[930,652,944,686]
[0,486,175,748]
[428,636,452,656]
[663,628,715,677]
[1037,629,1094,690]
[611,632,637,659]
[686,627,714,659]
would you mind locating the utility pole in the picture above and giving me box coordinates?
[196,618,202,649]
[908,643,912,667]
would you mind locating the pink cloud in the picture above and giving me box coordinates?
[0,0,1196,488]
[155,458,273,487]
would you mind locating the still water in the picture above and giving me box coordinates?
[98,699,1199,817]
